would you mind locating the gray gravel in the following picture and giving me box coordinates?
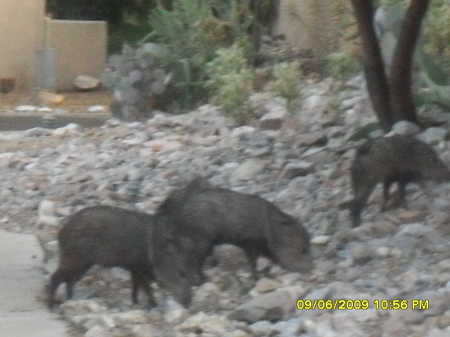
[0,74,449,337]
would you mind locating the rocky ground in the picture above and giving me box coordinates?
[0,74,450,337]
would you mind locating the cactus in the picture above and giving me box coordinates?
[101,43,172,120]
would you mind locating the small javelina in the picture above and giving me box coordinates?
[157,177,313,285]
[48,206,193,308]
[350,135,450,227]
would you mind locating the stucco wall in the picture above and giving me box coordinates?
[44,19,107,91]
[0,1,107,93]
[274,0,355,57]
[0,0,45,92]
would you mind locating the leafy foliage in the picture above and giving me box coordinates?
[101,43,172,120]
[268,61,302,112]
[205,44,254,122]
[422,0,450,72]
[146,0,256,110]
[326,49,360,81]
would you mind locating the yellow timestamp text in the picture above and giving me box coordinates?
[296,299,429,310]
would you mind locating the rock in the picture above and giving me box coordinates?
[180,312,228,334]
[84,325,113,337]
[311,235,331,245]
[37,200,59,226]
[74,75,100,91]
[255,278,280,293]
[231,158,266,181]
[391,120,422,136]
[426,328,450,337]
[163,298,187,324]
[331,312,362,337]
[43,240,59,260]
[224,330,251,337]
[297,131,328,147]
[228,288,300,323]
[24,127,53,137]
[53,123,82,137]
[248,320,277,336]
[87,105,107,113]
[259,106,287,130]
[213,244,250,271]
[371,221,396,237]
[60,300,107,317]
[15,105,37,112]
[437,311,450,329]
[350,242,375,265]
[396,209,425,223]
[274,317,304,337]
[418,127,448,145]
[415,290,449,316]
[382,313,408,337]
[281,161,315,179]
[230,126,256,140]
[375,246,390,258]
[112,310,149,325]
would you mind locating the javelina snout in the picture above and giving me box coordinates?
[350,135,450,227]
[48,206,193,309]
[150,214,195,307]
[157,178,314,285]
[265,214,313,273]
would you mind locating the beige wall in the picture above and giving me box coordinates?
[0,0,107,93]
[44,19,107,91]
[0,0,45,92]
[274,0,355,57]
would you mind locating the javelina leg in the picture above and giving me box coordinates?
[381,180,394,211]
[189,238,210,286]
[242,245,261,281]
[48,262,92,308]
[130,270,155,307]
[350,179,377,227]
[397,181,408,208]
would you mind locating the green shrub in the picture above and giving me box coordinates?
[146,0,255,111]
[268,61,302,112]
[205,44,254,122]
[326,49,360,81]
[423,0,450,72]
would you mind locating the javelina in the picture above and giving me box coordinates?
[350,135,450,227]
[157,178,313,285]
[48,205,192,308]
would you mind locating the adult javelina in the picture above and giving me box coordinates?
[350,135,450,227]
[48,206,192,308]
[158,178,313,285]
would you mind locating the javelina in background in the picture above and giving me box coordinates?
[350,135,450,227]
[48,205,193,308]
[157,178,313,285]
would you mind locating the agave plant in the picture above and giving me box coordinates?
[101,43,172,120]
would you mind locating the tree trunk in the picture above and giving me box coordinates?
[390,0,430,123]
[350,0,393,132]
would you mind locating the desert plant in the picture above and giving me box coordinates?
[268,61,302,112]
[144,0,256,110]
[101,43,172,120]
[422,0,450,73]
[205,44,254,122]
[326,49,360,82]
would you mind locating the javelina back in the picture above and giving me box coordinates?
[157,178,313,285]
[48,205,192,308]
[350,135,450,227]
